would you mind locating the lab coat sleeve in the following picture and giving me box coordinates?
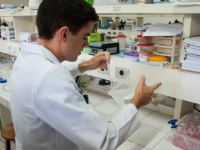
[32,66,141,150]
[62,62,82,77]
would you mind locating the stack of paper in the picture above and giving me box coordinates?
[182,37,200,73]
[143,24,183,36]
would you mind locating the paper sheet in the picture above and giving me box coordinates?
[20,32,31,42]
[143,24,183,36]
[173,1,200,5]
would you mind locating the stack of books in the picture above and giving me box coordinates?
[182,36,200,73]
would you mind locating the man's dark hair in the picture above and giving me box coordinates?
[36,0,99,40]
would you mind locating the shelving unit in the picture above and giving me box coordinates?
[153,36,182,63]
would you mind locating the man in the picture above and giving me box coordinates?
[10,0,161,150]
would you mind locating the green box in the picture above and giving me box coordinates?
[81,33,101,55]
[88,33,101,43]
[85,0,93,6]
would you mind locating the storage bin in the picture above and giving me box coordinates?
[138,43,155,52]
[152,37,181,46]
[137,35,152,45]
[156,47,179,54]
[169,113,200,150]
[138,51,153,62]
[108,62,167,108]
[124,52,139,61]
[93,99,121,121]
[149,56,168,62]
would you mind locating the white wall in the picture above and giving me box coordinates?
[0,0,29,7]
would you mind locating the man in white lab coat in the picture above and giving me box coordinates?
[10,0,161,150]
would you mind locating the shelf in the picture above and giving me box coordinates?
[0,10,37,17]
[154,44,181,49]
[153,52,180,57]
[97,29,136,32]
[94,4,200,14]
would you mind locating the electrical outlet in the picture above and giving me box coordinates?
[115,67,130,78]
[97,68,109,75]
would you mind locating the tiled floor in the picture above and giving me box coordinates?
[85,89,183,150]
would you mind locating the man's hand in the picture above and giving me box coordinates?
[131,75,162,109]
[79,52,111,73]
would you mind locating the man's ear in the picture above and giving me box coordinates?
[59,26,70,42]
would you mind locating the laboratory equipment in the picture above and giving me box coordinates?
[126,39,135,52]
[89,41,119,55]
[149,56,168,62]
[138,51,153,62]
[109,62,166,108]
[126,19,136,31]
[93,99,121,121]
[169,109,200,150]
[117,35,127,56]
[138,43,155,52]
[137,35,152,45]
[124,52,139,62]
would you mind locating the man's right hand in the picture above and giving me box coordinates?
[131,75,162,109]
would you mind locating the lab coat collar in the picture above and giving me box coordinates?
[21,42,60,64]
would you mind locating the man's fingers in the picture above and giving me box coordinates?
[151,93,157,98]
[138,75,146,86]
[151,82,162,91]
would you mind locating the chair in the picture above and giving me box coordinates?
[1,123,15,150]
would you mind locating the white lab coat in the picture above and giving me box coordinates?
[10,42,141,150]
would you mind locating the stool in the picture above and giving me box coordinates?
[1,123,15,150]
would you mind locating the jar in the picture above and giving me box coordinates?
[138,50,153,62]
[137,35,152,44]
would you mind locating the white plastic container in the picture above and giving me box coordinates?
[152,37,181,46]
[138,43,154,52]
[117,34,127,50]
[93,99,121,121]
[138,51,153,62]
[137,35,153,44]
[157,47,179,54]
[108,62,167,108]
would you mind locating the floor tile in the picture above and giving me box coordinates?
[0,140,5,148]
[142,112,172,132]
[116,140,149,150]
[128,124,167,149]
[152,134,183,150]
[87,91,110,105]
[138,107,154,120]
